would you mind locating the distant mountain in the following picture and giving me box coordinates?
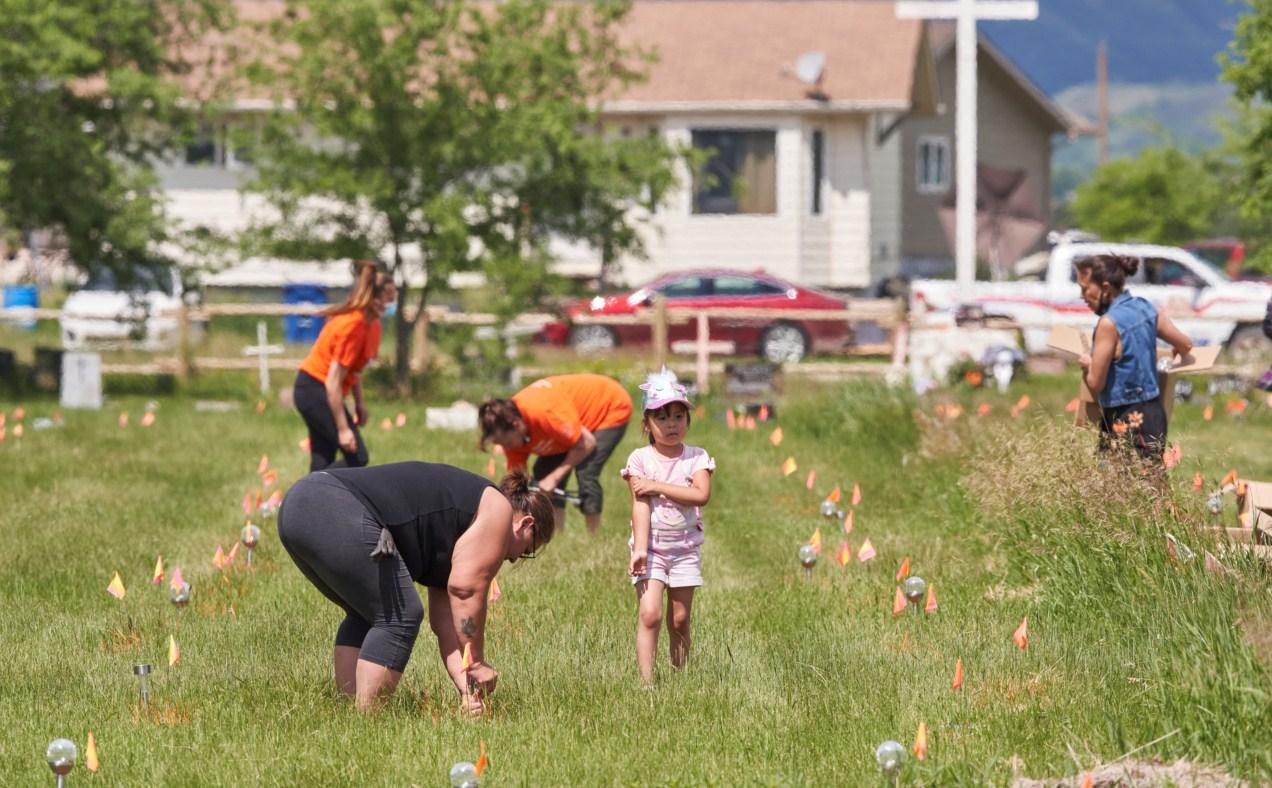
[980,0,1241,95]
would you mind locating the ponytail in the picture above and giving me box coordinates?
[1073,254,1139,292]
[325,259,391,316]
[499,470,556,552]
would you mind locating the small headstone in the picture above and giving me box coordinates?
[60,352,102,410]
[425,400,479,431]
[724,362,779,395]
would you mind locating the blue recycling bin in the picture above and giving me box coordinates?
[282,283,327,344]
[3,285,39,330]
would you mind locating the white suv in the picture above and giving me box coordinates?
[60,267,193,350]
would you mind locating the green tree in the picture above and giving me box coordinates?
[0,1,227,283]
[242,0,683,392]
[1068,146,1221,245]
[1222,0,1272,269]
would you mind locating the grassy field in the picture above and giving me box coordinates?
[1,369,1270,786]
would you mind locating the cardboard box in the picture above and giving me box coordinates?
[1237,480,1272,544]
[1046,325,1220,427]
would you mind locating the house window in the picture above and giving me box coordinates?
[811,129,825,215]
[691,129,777,215]
[916,135,950,193]
[185,125,222,166]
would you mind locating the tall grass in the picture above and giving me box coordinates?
[0,375,1269,785]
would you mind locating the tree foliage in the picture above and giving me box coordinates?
[243,0,684,390]
[1068,146,1222,245]
[1221,0,1272,268]
[0,0,227,283]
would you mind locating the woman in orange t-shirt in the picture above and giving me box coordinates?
[293,260,395,471]
[478,374,632,533]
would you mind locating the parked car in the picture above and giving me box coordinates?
[536,269,851,363]
[910,242,1272,364]
[60,266,197,350]
[1183,238,1271,282]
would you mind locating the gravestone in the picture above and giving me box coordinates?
[61,352,103,410]
[724,362,779,395]
[33,346,63,392]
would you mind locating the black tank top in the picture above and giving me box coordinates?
[325,462,496,587]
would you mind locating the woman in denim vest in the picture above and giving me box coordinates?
[1075,254,1193,459]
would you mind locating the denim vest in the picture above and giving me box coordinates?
[1098,291,1160,408]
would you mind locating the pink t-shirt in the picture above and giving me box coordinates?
[621,445,716,531]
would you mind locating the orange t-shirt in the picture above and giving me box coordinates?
[298,312,382,395]
[505,374,632,469]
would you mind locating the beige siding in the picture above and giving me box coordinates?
[800,125,831,283]
[825,116,872,288]
[868,114,904,283]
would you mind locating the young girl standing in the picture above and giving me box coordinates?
[622,371,715,685]
[1075,253,1193,459]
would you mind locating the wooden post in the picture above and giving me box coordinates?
[411,306,430,373]
[652,294,668,371]
[175,303,191,385]
[695,312,710,395]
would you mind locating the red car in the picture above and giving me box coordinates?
[537,269,851,363]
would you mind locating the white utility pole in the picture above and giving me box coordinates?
[896,0,1038,289]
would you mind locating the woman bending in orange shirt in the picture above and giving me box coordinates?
[293,260,395,471]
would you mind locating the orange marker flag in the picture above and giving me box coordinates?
[759,404,770,421]
[257,455,269,475]
[485,457,497,478]
[781,457,798,477]
[11,423,21,439]
[168,635,180,667]
[227,542,240,564]
[1227,399,1249,416]
[475,740,489,777]
[977,402,992,417]
[1013,616,1029,650]
[851,483,862,507]
[809,527,823,553]
[842,510,854,534]
[827,485,842,504]
[1192,472,1204,492]
[726,409,737,430]
[1203,404,1214,421]
[769,427,783,447]
[1221,469,1239,487]
[106,572,126,600]
[85,731,100,772]
[913,721,927,761]
[1081,773,1093,788]
[952,657,964,690]
[380,416,393,431]
[924,584,938,614]
[140,411,156,427]
[1163,443,1182,469]
[150,555,164,585]
[745,415,756,431]
[11,406,22,420]
[1010,395,1031,418]
[857,538,876,562]
[396,412,407,428]
[242,493,253,516]
[461,641,473,671]
[212,545,227,569]
[892,586,908,617]
[805,470,817,491]
[488,577,502,603]
[298,437,311,452]
[837,541,852,567]
[255,399,267,414]
[266,490,282,510]
[895,557,910,582]
[262,470,279,488]
[118,412,129,428]
[1065,398,1079,413]
[169,566,185,592]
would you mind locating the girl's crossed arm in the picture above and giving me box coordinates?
[629,479,652,577]
[629,470,712,507]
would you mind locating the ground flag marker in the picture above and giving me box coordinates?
[140,411,156,427]
[952,657,964,690]
[851,483,862,507]
[1013,617,1029,650]
[978,402,992,417]
[843,510,854,534]
[805,470,816,491]
[257,455,269,475]
[168,635,180,666]
[485,457,497,478]
[892,587,908,617]
[1203,404,1214,421]
[85,731,100,772]
[1081,772,1093,788]
[837,541,852,566]
[212,545,227,569]
[107,572,126,600]
[924,584,938,614]
[781,457,797,477]
[745,415,756,430]
[895,557,910,582]
[913,721,927,761]
[170,566,185,592]
[488,578,502,603]
[1193,472,1204,492]
[769,427,783,447]
[857,538,876,562]
[726,409,736,430]
[1065,398,1079,413]
[476,740,489,777]
[396,412,407,428]
[119,412,129,428]
[151,556,164,585]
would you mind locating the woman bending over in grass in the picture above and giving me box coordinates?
[623,370,715,685]
[1076,253,1193,460]
[278,464,555,712]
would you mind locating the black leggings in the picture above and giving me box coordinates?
[1099,396,1167,461]
[277,473,423,672]
[293,370,368,472]
[532,423,628,515]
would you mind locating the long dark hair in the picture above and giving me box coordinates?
[498,470,556,552]
[1074,254,1139,293]
[325,259,391,316]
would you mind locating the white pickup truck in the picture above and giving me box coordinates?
[910,242,1272,363]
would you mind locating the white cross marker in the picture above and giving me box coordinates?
[896,0,1038,289]
[243,320,284,394]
